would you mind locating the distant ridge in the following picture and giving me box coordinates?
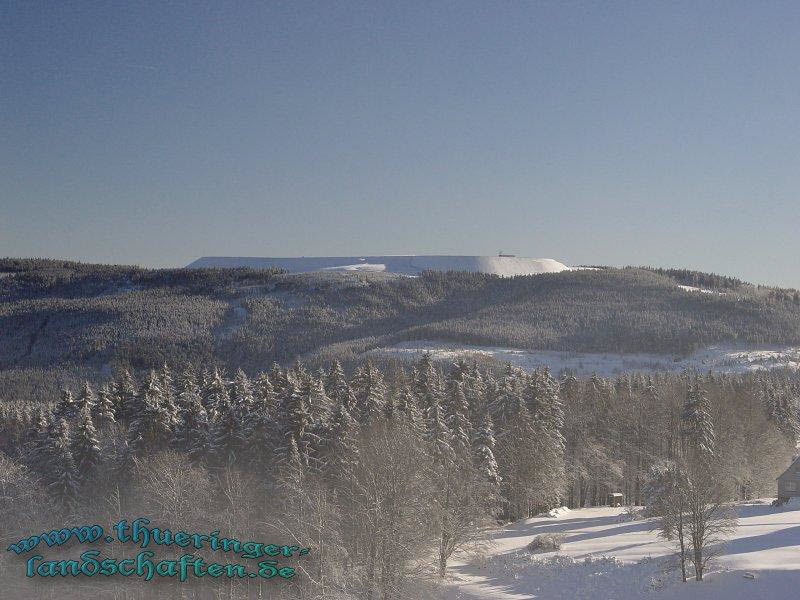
[186,255,572,277]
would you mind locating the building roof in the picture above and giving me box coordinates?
[777,455,800,480]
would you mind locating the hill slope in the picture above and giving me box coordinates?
[3,258,800,396]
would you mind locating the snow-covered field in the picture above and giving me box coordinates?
[369,341,800,376]
[187,255,572,277]
[440,501,800,600]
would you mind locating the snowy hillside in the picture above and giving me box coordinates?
[187,255,572,276]
[440,501,800,600]
[369,341,800,375]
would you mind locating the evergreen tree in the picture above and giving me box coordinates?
[211,395,248,466]
[44,418,79,507]
[395,385,422,428]
[53,389,78,421]
[464,368,487,427]
[72,406,102,481]
[245,404,275,467]
[253,372,278,414]
[246,373,277,465]
[472,412,501,488]
[444,380,472,456]
[114,370,139,423]
[93,383,117,429]
[128,371,175,453]
[415,353,441,412]
[75,381,97,415]
[306,377,333,425]
[231,368,255,418]
[352,361,387,426]
[424,398,454,465]
[323,401,359,478]
[276,380,315,464]
[175,381,213,463]
[760,382,800,440]
[160,361,176,391]
[490,377,525,428]
[326,360,356,413]
[175,367,201,414]
[681,381,715,457]
[383,392,396,422]
[202,368,230,419]
[528,369,565,449]
[269,363,288,399]
[27,407,52,474]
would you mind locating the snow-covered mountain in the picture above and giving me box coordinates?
[187,255,572,277]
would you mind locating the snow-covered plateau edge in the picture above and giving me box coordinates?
[366,341,800,376]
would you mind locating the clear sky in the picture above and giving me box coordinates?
[2,1,799,287]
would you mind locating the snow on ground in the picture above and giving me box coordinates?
[439,501,800,600]
[369,341,800,376]
[187,255,572,277]
[320,263,387,272]
[677,284,718,294]
[540,506,572,518]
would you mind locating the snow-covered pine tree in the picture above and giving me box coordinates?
[322,401,359,478]
[444,379,472,457]
[275,379,315,464]
[424,397,455,466]
[395,384,422,428]
[528,369,565,449]
[113,370,139,423]
[44,417,79,507]
[414,353,442,412]
[72,405,102,482]
[278,437,305,489]
[128,371,175,454]
[158,363,176,410]
[253,371,278,414]
[246,373,277,465]
[93,383,117,430]
[306,377,333,426]
[289,360,310,384]
[451,358,470,383]
[74,381,97,415]
[489,377,525,429]
[352,361,387,427]
[464,367,487,428]
[472,411,501,489]
[27,406,52,474]
[326,360,356,413]
[175,379,213,463]
[383,391,396,422]
[760,381,800,440]
[202,368,230,420]
[211,393,248,466]
[681,380,715,457]
[527,369,566,507]
[245,403,274,467]
[53,389,78,421]
[175,366,200,414]
[231,368,255,419]
[269,363,288,398]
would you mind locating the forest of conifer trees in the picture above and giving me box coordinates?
[1,354,797,599]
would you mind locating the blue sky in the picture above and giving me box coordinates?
[2,1,799,287]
